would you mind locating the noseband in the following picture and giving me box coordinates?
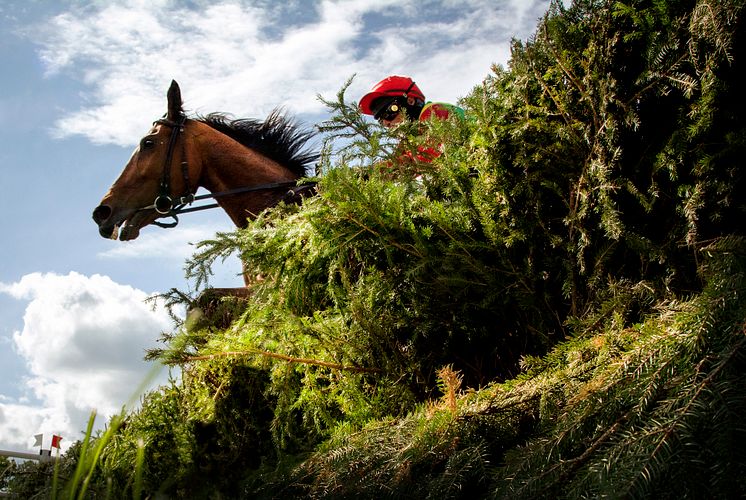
[139,115,315,229]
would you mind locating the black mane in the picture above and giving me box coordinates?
[196,110,319,177]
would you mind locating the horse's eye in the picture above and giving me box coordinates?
[141,138,155,149]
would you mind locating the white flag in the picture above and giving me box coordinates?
[33,433,43,447]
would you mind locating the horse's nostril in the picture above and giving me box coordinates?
[92,205,112,224]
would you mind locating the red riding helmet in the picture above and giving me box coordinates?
[359,75,426,115]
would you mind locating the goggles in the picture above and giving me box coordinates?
[373,100,403,122]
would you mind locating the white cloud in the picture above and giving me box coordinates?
[33,0,550,146]
[0,272,175,452]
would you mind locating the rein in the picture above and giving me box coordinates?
[141,116,315,229]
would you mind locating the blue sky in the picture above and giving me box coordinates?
[0,0,551,453]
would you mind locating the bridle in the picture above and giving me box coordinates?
[151,115,189,219]
[138,115,315,229]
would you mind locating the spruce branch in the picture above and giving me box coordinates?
[185,348,382,374]
[646,333,746,467]
[540,14,600,131]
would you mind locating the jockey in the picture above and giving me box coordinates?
[359,75,465,167]
[358,75,464,128]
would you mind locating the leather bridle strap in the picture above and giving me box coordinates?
[146,180,316,229]
[153,115,189,215]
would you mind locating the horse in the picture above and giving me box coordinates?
[93,80,318,242]
[93,80,318,300]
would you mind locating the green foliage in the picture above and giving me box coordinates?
[276,238,746,499]
[465,0,746,315]
[3,455,61,498]
[0,456,11,492]
[9,0,745,497]
[314,74,397,171]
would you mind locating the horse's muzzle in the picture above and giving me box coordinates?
[92,204,111,224]
[92,204,115,238]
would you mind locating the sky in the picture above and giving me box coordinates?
[0,0,552,454]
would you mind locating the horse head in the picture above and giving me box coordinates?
[93,80,200,240]
[93,80,318,242]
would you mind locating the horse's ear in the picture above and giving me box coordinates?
[167,80,183,121]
